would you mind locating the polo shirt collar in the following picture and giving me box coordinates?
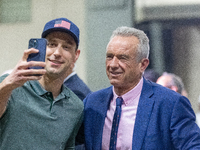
[28,80,70,100]
[29,80,47,96]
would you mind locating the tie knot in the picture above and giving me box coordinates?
[116,97,123,106]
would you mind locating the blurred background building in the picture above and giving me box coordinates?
[0,0,200,112]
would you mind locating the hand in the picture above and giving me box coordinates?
[4,48,46,90]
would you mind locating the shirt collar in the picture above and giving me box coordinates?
[113,78,143,105]
[28,80,47,96]
[64,71,77,82]
[27,80,70,100]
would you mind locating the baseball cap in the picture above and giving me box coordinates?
[41,18,79,47]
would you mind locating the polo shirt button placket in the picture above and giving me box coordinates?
[46,92,54,110]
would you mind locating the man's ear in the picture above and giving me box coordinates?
[170,85,178,92]
[75,49,80,62]
[140,58,149,72]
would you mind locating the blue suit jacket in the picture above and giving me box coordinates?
[84,78,200,150]
[64,74,91,101]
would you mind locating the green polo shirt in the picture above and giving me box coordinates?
[0,75,84,150]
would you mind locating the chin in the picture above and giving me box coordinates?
[46,68,60,75]
[110,80,121,86]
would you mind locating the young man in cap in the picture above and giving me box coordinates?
[0,18,83,150]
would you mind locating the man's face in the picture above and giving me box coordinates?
[106,36,148,93]
[45,31,80,78]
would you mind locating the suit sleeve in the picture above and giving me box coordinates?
[170,96,200,149]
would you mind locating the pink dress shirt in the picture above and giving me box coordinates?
[102,78,143,150]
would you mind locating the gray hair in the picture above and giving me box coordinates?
[109,26,150,62]
[162,72,184,94]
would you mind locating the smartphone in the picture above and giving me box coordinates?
[27,38,47,69]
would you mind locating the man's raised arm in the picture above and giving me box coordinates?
[0,48,46,117]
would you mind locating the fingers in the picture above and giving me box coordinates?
[18,61,46,70]
[18,48,47,75]
[22,48,39,62]
[7,64,46,88]
[3,48,47,90]
[18,48,46,70]
[15,60,46,77]
[20,68,46,77]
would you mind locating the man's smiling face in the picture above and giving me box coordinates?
[45,31,80,78]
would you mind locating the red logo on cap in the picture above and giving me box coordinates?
[54,20,71,29]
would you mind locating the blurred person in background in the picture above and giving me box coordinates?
[156,72,188,97]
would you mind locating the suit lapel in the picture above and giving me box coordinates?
[132,79,155,150]
[98,86,113,116]
[93,87,113,149]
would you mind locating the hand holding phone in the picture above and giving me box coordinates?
[27,38,47,69]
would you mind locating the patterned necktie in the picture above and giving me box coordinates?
[109,97,123,150]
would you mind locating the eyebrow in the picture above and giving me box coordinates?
[106,52,130,59]
[48,38,74,46]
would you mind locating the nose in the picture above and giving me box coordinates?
[109,57,119,68]
[53,44,62,57]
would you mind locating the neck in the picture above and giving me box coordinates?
[38,75,64,99]
[114,86,134,96]
[114,78,142,96]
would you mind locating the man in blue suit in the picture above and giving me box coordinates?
[84,26,200,149]
[64,69,91,101]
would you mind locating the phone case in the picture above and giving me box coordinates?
[27,38,47,69]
